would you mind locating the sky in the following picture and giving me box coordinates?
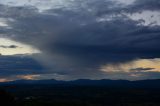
[0,37,40,55]
[0,0,160,81]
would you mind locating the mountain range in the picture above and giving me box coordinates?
[1,79,160,88]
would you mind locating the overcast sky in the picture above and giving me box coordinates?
[0,0,160,81]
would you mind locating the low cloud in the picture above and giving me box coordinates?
[130,68,155,72]
[0,55,45,77]
[0,45,18,48]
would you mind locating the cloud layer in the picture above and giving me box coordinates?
[0,55,45,80]
[0,0,160,80]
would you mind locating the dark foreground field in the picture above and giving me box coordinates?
[0,79,160,106]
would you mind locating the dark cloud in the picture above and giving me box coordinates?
[0,45,18,48]
[0,55,45,78]
[0,4,38,18]
[0,0,160,80]
[131,0,160,12]
[130,68,155,71]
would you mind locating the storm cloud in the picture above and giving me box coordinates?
[0,0,160,80]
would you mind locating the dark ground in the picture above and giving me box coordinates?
[0,85,160,106]
[0,79,160,106]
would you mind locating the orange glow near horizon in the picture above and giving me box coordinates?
[17,75,40,80]
[101,58,160,73]
[0,78,12,82]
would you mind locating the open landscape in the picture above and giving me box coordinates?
[0,0,160,106]
[1,79,160,106]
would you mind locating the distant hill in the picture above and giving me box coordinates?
[1,79,160,88]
